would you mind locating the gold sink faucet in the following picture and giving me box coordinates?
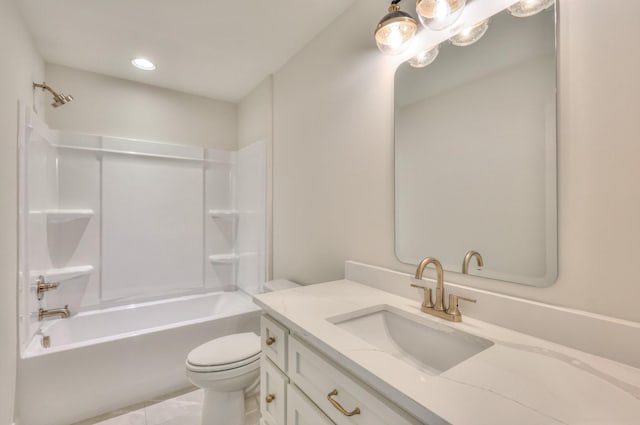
[414,257,446,311]
[462,250,483,274]
[411,256,476,322]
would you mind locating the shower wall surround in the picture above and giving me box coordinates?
[18,110,266,355]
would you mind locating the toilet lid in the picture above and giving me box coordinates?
[187,332,260,367]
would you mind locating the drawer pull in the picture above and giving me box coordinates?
[266,336,276,346]
[327,389,361,416]
[265,393,276,403]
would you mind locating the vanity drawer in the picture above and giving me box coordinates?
[261,357,288,425]
[287,383,335,425]
[261,315,288,371]
[288,335,423,425]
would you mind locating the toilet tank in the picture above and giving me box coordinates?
[263,279,300,292]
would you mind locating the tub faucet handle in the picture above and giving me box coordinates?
[36,275,59,300]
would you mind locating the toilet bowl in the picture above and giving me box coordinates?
[186,280,299,425]
[186,332,261,425]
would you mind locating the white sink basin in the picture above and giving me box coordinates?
[329,305,493,374]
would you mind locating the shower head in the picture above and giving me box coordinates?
[33,82,74,108]
[52,93,74,108]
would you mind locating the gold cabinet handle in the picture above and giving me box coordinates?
[265,336,276,346]
[265,393,275,403]
[327,389,361,416]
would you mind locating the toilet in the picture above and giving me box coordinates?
[186,280,299,425]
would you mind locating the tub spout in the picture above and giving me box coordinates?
[39,305,70,321]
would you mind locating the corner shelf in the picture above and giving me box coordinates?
[29,265,94,281]
[208,254,240,265]
[31,209,95,224]
[208,210,239,220]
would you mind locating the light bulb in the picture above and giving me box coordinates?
[416,0,466,31]
[408,45,440,68]
[375,4,418,55]
[507,0,555,17]
[449,19,489,47]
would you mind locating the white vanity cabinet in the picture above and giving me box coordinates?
[261,314,288,371]
[260,356,288,425]
[287,383,335,425]
[260,315,426,425]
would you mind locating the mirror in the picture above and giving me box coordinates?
[394,6,557,287]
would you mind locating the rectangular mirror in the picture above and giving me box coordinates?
[394,6,557,287]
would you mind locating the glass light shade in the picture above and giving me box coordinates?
[507,0,555,17]
[416,0,466,31]
[375,6,418,55]
[409,45,440,68]
[449,19,489,47]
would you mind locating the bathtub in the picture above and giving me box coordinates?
[16,290,261,425]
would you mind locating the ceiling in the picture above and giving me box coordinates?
[18,0,355,102]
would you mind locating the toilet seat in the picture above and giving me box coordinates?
[186,352,261,373]
[185,332,261,374]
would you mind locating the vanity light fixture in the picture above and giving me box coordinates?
[416,0,466,31]
[507,0,555,17]
[409,44,440,68]
[374,0,418,55]
[131,58,156,71]
[449,19,489,47]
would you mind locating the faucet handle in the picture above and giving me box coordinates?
[36,275,60,300]
[446,294,476,318]
[410,284,435,310]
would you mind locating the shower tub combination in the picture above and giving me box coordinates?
[17,291,260,425]
[16,112,268,425]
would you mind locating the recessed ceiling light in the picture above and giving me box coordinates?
[131,58,156,71]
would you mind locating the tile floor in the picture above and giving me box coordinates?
[78,388,260,425]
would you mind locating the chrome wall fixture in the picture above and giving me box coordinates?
[374,0,555,66]
[33,82,74,108]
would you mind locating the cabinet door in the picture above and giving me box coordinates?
[261,315,288,371]
[287,383,335,425]
[288,335,423,425]
[261,357,288,425]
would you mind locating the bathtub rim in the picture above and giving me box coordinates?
[22,290,261,359]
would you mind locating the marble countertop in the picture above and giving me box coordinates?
[254,280,640,425]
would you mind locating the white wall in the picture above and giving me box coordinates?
[0,0,46,422]
[238,77,273,149]
[273,0,640,323]
[45,64,237,150]
[238,77,273,278]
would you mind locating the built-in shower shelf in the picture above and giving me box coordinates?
[29,265,94,282]
[209,254,240,264]
[208,210,240,219]
[31,209,94,223]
